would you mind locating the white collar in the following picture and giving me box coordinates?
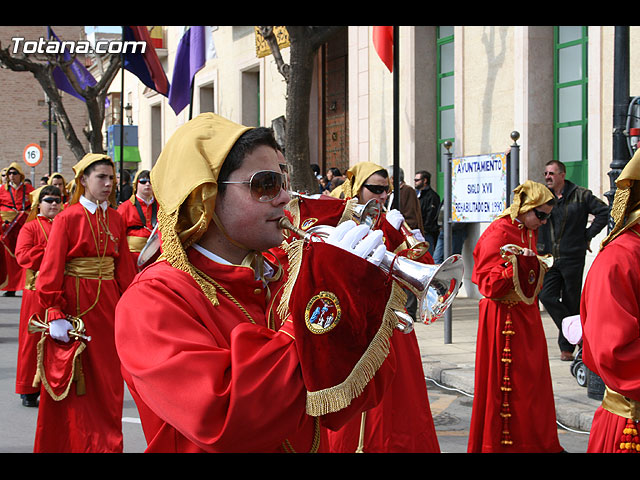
[79,195,108,214]
[136,194,155,206]
[192,243,274,282]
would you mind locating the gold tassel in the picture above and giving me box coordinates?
[276,238,305,322]
[74,355,86,396]
[338,198,358,225]
[156,206,219,307]
[601,186,630,250]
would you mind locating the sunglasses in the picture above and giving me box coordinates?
[220,170,287,202]
[533,208,551,221]
[42,197,61,204]
[363,184,389,195]
[138,179,151,185]
[7,171,19,175]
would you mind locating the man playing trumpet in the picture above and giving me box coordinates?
[468,180,562,453]
[114,114,405,453]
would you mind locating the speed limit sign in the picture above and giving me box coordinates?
[23,143,43,167]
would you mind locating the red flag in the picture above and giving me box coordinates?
[373,26,393,72]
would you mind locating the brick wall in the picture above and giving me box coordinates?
[0,26,90,185]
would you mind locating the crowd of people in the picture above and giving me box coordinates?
[0,112,636,454]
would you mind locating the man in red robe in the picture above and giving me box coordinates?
[14,185,62,407]
[117,169,158,269]
[581,151,640,453]
[33,154,137,453]
[114,114,404,453]
[0,162,35,296]
[468,180,563,453]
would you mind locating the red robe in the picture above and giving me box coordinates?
[325,214,439,452]
[33,202,136,453]
[115,241,398,453]
[0,182,34,291]
[580,224,640,453]
[117,196,157,269]
[14,215,52,395]
[468,216,562,453]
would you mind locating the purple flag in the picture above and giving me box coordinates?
[168,26,207,115]
[48,27,97,102]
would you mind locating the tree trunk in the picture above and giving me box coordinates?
[284,27,316,193]
[283,26,345,193]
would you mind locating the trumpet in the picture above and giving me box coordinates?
[500,243,554,270]
[382,207,430,259]
[28,313,92,342]
[278,217,464,330]
[137,223,160,267]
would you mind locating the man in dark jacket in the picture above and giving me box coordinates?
[537,160,609,361]
[414,170,440,255]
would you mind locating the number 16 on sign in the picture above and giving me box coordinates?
[23,143,43,167]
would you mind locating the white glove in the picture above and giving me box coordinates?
[386,209,404,230]
[326,220,387,266]
[49,319,73,343]
[410,229,426,242]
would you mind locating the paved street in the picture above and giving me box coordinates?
[0,292,146,453]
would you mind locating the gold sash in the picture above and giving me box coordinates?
[0,210,17,223]
[602,386,640,421]
[127,235,148,253]
[490,289,522,307]
[24,269,37,291]
[64,256,114,280]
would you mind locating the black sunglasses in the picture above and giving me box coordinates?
[42,197,61,204]
[533,208,551,221]
[363,184,389,195]
[138,179,151,185]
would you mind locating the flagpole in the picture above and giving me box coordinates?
[120,26,125,204]
[392,26,399,210]
[47,26,52,176]
[189,83,194,120]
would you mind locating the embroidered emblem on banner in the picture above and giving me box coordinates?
[305,291,341,334]
[528,269,536,284]
[301,218,318,230]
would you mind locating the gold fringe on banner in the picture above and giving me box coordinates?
[305,281,406,417]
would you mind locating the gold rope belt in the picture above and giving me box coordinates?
[602,386,640,421]
[64,256,114,280]
[127,235,148,253]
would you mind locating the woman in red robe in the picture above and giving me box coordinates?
[0,162,34,295]
[117,169,158,270]
[33,154,136,453]
[314,161,441,453]
[468,180,563,453]
[115,114,402,453]
[580,151,640,453]
[14,185,62,407]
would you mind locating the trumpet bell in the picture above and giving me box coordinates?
[137,224,160,267]
[351,198,383,228]
[417,254,464,324]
